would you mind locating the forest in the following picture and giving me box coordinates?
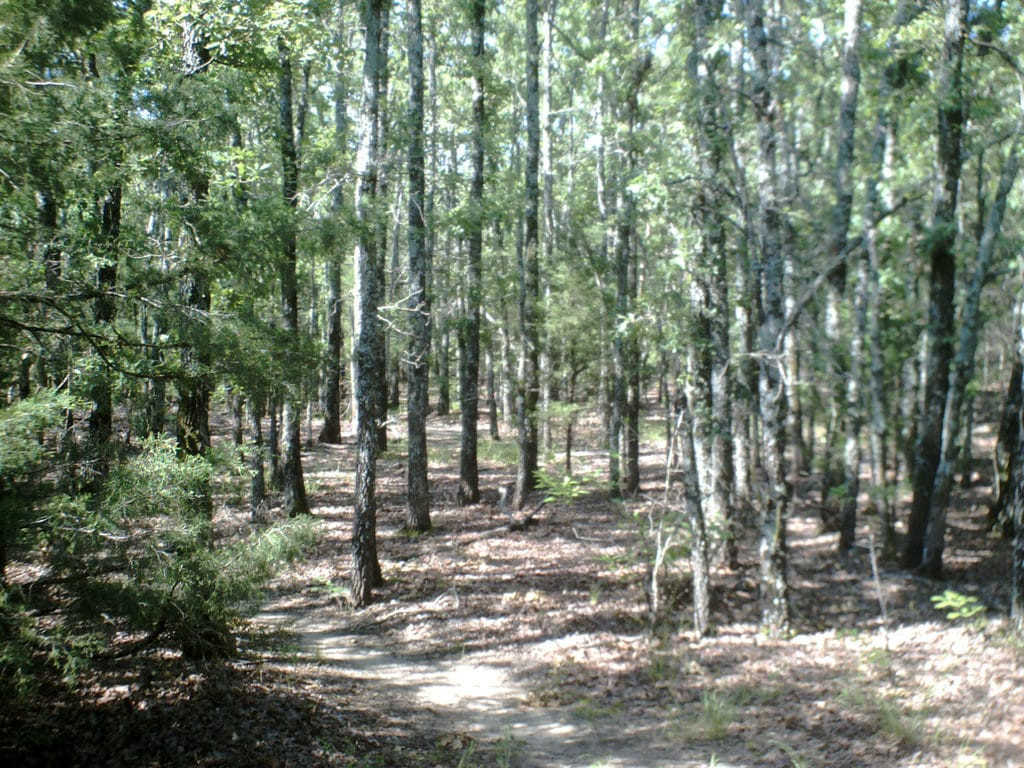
[2,0,1024,765]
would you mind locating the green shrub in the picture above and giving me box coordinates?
[75,438,317,659]
[0,390,76,580]
[1,414,316,693]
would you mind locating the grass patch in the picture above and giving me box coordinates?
[574,696,624,722]
[839,683,929,746]
[478,438,519,466]
[677,690,737,742]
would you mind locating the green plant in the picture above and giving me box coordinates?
[312,578,350,607]
[574,696,623,721]
[840,683,926,746]
[534,467,589,504]
[771,740,810,768]
[931,589,985,623]
[494,727,520,768]
[682,690,736,741]
[0,390,77,579]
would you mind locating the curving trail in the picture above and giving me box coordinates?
[252,414,1024,768]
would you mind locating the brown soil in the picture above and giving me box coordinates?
[3,411,1023,767]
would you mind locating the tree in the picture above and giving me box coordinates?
[351,0,387,606]
[745,0,791,636]
[514,0,541,511]
[457,0,487,507]
[905,0,968,575]
[277,37,310,519]
[406,0,431,531]
[831,0,864,556]
[319,0,351,446]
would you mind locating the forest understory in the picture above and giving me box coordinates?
[3,407,1022,768]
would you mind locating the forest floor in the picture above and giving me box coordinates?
[4,408,1024,767]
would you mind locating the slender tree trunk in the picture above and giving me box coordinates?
[175,23,212,483]
[832,0,864,555]
[746,0,790,636]
[87,181,121,479]
[405,0,431,530]
[278,38,310,518]
[1008,314,1024,631]
[596,0,620,497]
[487,334,500,440]
[674,397,711,638]
[905,0,968,573]
[437,316,451,415]
[351,0,386,605]
[249,397,266,518]
[922,137,1020,572]
[538,0,557,456]
[268,394,282,488]
[375,0,392,455]
[694,0,736,565]
[175,178,212,471]
[991,359,1023,533]
[457,0,486,506]
[320,3,350,445]
[514,0,541,510]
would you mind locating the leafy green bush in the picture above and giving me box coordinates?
[1,402,316,693]
[0,390,76,580]
[74,438,317,659]
[931,589,986,624]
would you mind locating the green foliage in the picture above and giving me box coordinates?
[533,467,589,504]
[681,689,736,742]
[0,589,104,697]
[931,589,986,623]
[0,390,76,574]
[74,438,317,658]
[2,433,316,693]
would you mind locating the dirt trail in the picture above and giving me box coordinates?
[251,414,1024,768]
[276,614,686,768]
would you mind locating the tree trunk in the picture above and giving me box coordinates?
[437,316,451,415]
[991,360,1023,533]
[514,0,541,510]
[405,0,431,531]
[746,0,790,636]
[374,1,392,456]
[832,0,864,554]
[278,38,310,519]
[458,0,486,506]
[905,0,968,574]
[693,0,736,566]
[487,334,500,440]
[351,0,386,606]
[1007,325,1024,632]
[678,398,711,638]
[319,2,350,446]
[87,181,121,480]
[922,137,1020,572]
[249,397,266,519]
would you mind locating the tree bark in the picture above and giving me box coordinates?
[351,0,386,606]
[922,136,1020,572]
[514,0,541,510]
[745,0,790,636]
[693,0,736,566]
[905,0,968,574]
[277,37,310,519]
[249,397,266,519]
[458,0,486,506]
[678,398,711,638]
[319,0,350,446]
[87,180,121,480]
[405,0,431,530]
[833,0,864,555]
